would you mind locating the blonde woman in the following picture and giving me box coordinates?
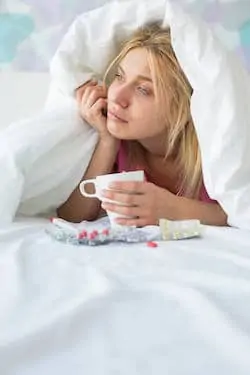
[58,23,227,227]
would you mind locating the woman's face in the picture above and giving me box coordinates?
[107,48,166,141]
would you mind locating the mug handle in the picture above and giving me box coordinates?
[79,179,98,198]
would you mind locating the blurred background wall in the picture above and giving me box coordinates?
[0,0,250,72]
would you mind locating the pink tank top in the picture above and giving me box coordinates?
[115,142,216,204]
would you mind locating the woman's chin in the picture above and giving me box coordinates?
[107,120,136,140]
[107,121,124,138]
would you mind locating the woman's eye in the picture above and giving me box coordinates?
[114,73,123,80]
[137,86,149,96]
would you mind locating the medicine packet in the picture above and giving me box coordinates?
[46,216,202,246]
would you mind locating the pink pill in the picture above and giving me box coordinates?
[102,229,110,236]
[89,231,98,240]
[147,241,158,248]
[78,230,87,239]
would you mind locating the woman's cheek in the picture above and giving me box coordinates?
[107,119,122,137]
[107,83,117,102]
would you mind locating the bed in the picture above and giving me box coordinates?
[1,0,250,373]
[1,209,250,374]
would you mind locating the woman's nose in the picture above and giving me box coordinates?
[110,84,129,108]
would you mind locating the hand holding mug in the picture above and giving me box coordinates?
[79,170,145,229]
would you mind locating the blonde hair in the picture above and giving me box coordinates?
[104,23,202,198]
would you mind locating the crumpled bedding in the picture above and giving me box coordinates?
[0,0,250,229]
[0,217,250,374]
[0,100,98,222]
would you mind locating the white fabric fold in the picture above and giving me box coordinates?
[49,0,250,229]
[1,0,250,229]
[0,101,98,222]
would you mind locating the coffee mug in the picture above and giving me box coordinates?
[79,170,144,228]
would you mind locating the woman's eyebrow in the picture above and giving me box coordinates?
[137,75,153,83]
[117,64,125,73]
[117,65,153,83]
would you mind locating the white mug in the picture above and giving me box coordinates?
[79,170,144,228]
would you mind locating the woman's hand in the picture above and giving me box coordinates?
[101,180,228,227]
[76,80,112,141]
[101,181,179,226]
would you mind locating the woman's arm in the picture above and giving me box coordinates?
[100,181,228,227]
[173,197,228,226]
[57,79,119,223]
[57,137,118,222]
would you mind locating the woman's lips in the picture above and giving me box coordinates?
[107,110,127,123]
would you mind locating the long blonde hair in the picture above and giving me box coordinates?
[104,23,202,198]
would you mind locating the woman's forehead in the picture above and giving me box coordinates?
[120,48,152,79]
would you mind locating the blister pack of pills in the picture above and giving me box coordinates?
[46,217,161,246]
[159,219,202,240]
[46,217,202,246]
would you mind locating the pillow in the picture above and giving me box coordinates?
[48,0,250,229]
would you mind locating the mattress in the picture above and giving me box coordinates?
[0,217,250,374]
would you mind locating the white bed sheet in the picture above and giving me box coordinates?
[0,217,250,374]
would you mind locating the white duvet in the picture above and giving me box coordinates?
[0,0,250,228]
[0,217,250,374]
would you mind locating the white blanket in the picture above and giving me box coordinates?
[0,101,98,221]
[1,0,250,228]
[0,217,250,374]
[49,0,250,229]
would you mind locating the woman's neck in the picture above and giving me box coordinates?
[138,133,167,158]
[144,146,180,194]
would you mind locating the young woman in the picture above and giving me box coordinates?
[57,23,227,227]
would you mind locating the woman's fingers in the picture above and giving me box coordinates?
[76,80,98,103]
[80,84,107,121]
[101,188,143,206]
[101,201,155,227]
[88,98,108,121]
[80,82,106,104]
[85,86,107,109]
[114,216,152,227]
[106,181,147,194]
[77,81,111,139]
[101,201,141,217]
